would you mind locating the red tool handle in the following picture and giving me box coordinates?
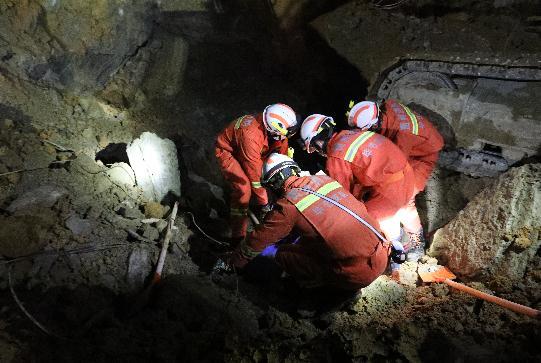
[444,279,541,319]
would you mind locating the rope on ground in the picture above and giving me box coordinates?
[185,212,229,246]
[0,243,129,266]
[0,160,71,177]
[373,0,408,10]
[8,266,67,340]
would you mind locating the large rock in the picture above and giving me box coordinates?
[429,164,541,281]
[0,0,154,92]
[126,132,181,202]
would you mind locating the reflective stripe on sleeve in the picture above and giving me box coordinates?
[251,181,262,188]
[344,131,375,162]
[234,116,246,129]
[399,103,419,135]
[294,181,342,212]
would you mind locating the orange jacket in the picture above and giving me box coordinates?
[215,113,288,205]
[237,175,389,289]
[326,130,415,208]
[380,99,444,161]
[378,100,444,190]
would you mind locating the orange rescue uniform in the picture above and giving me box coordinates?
[376,100,445,235]
[325,129,415,241]
[234,175,390,290]
[379,99,444,192]
[215,113,288,238]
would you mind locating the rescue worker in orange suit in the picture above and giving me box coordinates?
[347,100,444,261]
[229,153,394,290]
[215,104,298,244]
[300,114,415,270]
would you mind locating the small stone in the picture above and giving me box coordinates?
[156,219,168,233]
[3,119,14,128]
[118,206,144,220]
[142,224,160,241]
[65,214,93,236]
[144,202,166,219]
[97,134,109,149]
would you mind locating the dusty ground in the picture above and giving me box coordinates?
[1,99,539,361]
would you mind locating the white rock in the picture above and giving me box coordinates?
[106,162,136,186]
[126,132,181,202]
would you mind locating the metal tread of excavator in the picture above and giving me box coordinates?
[369,55,541,177]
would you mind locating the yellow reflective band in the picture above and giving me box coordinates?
[400,103,419,135]
[287,147,294,159]
[344,131,375,162]
[271,120,288,135]
[295,181,342,212]
[251,181,262,188]
[349,100,355,108]
[231,208,248,216]
[234,116,245,129]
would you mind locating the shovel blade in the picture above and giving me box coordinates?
[419,265,456,283]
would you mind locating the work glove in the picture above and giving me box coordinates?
[390,241,405,281]
[259,244,278,258]
[390,240,406,265]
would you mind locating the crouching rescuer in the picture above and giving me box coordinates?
[229,153,402,290]
[215,104,298,244]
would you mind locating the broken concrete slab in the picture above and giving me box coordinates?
[126,132,181,202]
[7,185,68,214]
[429,164,541,282]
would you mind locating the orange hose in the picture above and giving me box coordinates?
[444,279,541,319]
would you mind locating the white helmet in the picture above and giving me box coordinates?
[300,114,335,154]
[263,103,298,141]
[347,101,379,130]
[262,153,300,192]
